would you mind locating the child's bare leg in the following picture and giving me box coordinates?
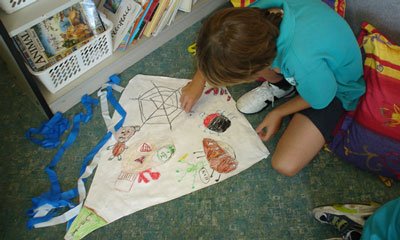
[271,113,325,176]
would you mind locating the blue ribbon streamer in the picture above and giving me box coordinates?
[25,112,69,149]
[26,75,126,229]
[27,95,98,229]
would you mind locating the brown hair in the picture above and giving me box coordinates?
[196,7,282,86]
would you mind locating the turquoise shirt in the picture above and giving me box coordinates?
[250,0,365,110]
[362,197,400,240]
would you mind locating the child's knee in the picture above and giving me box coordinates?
[271,157,300,177]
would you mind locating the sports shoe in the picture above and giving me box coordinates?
[324,229,363,240]
[342,229,363,240]
[236,81,296,114]
[313,202,380,235]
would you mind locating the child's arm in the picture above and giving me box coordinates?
[180,69,206,112]
[256,95,311,141]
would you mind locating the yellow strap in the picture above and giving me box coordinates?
[187,43,197,56]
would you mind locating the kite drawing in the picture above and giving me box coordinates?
[176,153,210,189]
[204,87,232,101]
[115,139,176,192]
[203,112,232,133]
[65,75,269,240]
[198,111,236,136]
[192,138,237,182]
[130,82,184,130]
[106,125,140,161]
[202,138,238,181]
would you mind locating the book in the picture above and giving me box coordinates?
[13,0,106,72]
[116,0,152,51]
[141,0,170,38]
[98,0,142,51]
[144,0,160,23]
[178,0,193,12]
[138,0,160,38]
[126,0,154,46]
[167,0,183,26]
[152,0,183,36]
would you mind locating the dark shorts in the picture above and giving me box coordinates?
[298,97,344,141]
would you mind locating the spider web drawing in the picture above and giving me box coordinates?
[130,82,184,130]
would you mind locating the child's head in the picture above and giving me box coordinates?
[196,7,281,86]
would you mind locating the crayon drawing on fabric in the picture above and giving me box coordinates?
[65,75,269,239]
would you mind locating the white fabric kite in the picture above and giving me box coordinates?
[65,75,269,239]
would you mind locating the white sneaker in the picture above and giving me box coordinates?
[236,81,296,114]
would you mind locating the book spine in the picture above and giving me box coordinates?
[128,0,154,45]
[152,0,175,37]
[167,0,183,26]
[142,0,170,38]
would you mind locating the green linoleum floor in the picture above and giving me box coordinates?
[1,21,399,240]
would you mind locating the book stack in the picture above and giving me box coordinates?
[13,0,106,72]
[98,0,195,51]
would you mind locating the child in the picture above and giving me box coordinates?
[180,0,365,176]
[313,197,400,239]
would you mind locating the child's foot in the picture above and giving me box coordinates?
[236,81,296,114]
[313,202,380,236]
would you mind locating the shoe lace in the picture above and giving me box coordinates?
[321,214,352,234]
[331,216,350,233]
[261,83,275,107]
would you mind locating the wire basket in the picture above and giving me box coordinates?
[28,17,113,93]
[0,0,37,14]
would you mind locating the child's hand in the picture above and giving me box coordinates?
[180,80,204,112]
[255,110,283,141]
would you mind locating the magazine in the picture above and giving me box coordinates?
[98,0,142,51]
[13,0,106,72]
